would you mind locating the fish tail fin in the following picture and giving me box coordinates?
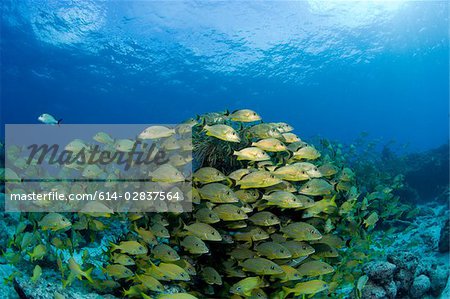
[225,177,235,188]
[109,242,119,252]
[83,267,94,283]
[200,118,207,128]
[58,119,63,125]
[27,252,34,261]
[282,286,292,299]
[330,194,337,205]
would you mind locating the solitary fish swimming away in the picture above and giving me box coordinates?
[38,113,62,125]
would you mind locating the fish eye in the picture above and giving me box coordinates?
[270,266,275,270]
[302,246,307,250]
[306,186,310,189]
[195,243,199,247]
[212,232,215,235]
[209,214,213,217]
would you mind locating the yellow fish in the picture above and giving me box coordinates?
[281,241,315,258]
[282,279,328,298]
[228,247,257,260]
[228,169,252,181]
[273,265,301,282]
[252,138,287,152]
[318,163,339,177]
[150,223,170,238]
[93,132,114,144]
[240,258,283,275]
[282,132,300,143]
[247,124,282,139]
[38,213,71,231]
[298,179,334,196]
[68,257,94,283]
[193,167,228,184]
[201,266,222,285]
[292,144,321,160]
[181,235,209,254]
[272,164,310,182]
[363,212,379,228]
[198,183,238,203]
[194,208,220,224]
[236,171,282,189]
[158,263,190,281]
[230,276,264,296]
[134,226,157,246]
[249,212,280,226]
[184,222,222,241]
[311,243,339,259]
[281,222,322,241]
[103,264,133,279]
[31,265,42,284]
[213,204,248,221]
[110,253,135,266]
[152,244,180,262]
[110,241,148,255]
[297,260,334,277]
[235,189,260,204]
[228,109,261,122]
[233,147,270,162]
[204,124,240,142]
[28,244,46,262]
[234,227,269,243]
[138,125,175,139]
[150,164,185,183]
[136,274,164,292]
[254,242,292,259]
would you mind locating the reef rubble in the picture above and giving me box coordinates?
[361,203,449,299]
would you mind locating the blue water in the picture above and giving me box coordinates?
[1,0,448,152]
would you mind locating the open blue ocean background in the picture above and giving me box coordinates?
[1,0,448,151]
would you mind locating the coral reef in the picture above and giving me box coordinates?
[360,203,449,299]
[438,219,449,253]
